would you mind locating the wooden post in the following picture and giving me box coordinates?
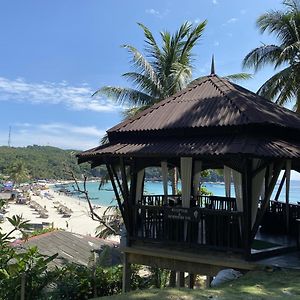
[274,171,286,202]
[286,160,291,233]
[122,253,131,293]
[251,161,284,239]
[169,270,176,287]
[242,159,252,259]
[179,272,185,287]
[206,275,213,288]
[20,273,25,300]
[129,163,137,238]
[188,273,195,289]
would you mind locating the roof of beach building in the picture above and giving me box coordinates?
[78,74,300,163]
[13,230,121,267]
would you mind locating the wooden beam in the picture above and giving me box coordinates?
[122,252,131,293]
[251,161,284,239]
[111,165,126,200]
[129,162,137,237]
[127,252,222,276]
[274,171,286,202]
[106,164,127,227]
[120,157,130,199]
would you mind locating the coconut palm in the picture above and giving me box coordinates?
[7,160,29,186]
[243,0,300,112]
[93,21,208,118]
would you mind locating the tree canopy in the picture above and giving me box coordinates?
[93,21,207,118]
[243,0,300,112]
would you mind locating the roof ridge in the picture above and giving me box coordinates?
[108,76,211,133]
[208,76,252,123]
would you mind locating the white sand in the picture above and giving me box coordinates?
[1,187,110,239]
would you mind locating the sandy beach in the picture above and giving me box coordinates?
[1,187,111,239]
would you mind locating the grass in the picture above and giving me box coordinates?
[95,269,300,300]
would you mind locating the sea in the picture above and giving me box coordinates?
[54,180,300,207]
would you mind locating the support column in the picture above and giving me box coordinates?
[188,273,195,289]
[286,160,291,233]
[176,271,185,287]
[242,159,252,260]
[206,275,213,288]
[169,270,176,287]
[122,253,131,293]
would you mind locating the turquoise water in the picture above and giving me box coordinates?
[56,180,300,206]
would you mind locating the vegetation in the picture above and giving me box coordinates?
[0,200,148,299]
[6,160,29,185]
[0,145,106,180]
[243,0,300,112]
[0,214,58,300]
[97,269,300,300]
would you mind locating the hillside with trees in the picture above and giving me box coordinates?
[0,145,104,180]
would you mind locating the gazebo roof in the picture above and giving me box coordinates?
[108,75,300,136]
[78,74,300,164]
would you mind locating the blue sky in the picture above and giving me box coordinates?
[0,0,286,150]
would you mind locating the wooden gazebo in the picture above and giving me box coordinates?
[78,73,300,289]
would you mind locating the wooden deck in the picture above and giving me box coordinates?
[122,244,300,276]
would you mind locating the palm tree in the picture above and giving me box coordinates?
[93,21,207,118]
[7,160,29,186]
[243,0,300,112]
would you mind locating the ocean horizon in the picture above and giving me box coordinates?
[55,180,300,207]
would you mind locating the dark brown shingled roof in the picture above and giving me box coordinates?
[78,136,300,162]
[108,75,300,134]
[78,73,300,163]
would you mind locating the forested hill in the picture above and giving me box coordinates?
[0,145,103,180]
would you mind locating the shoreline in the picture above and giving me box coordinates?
[1,185,114,240]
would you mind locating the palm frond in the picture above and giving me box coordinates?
[122,105,151,119]
[122,72,162,98]
[224,73,253,82]
[243,45,283,71]
[93,86,153,106]
[257,66,295,103]
[122,45,162,90]
[180,20,207,64]
[137,23,162,61]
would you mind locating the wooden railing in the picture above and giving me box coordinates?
[140,195,237,211]
[132,197,243,252]
[261,200,300,236]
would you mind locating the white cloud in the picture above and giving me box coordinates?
[145,8,160,17]
[1,122,106,150]
[0,76,121,112]
[222,18,238,27]
[212,0,218,5]
[145,8,169,18]
[227,18,238,24]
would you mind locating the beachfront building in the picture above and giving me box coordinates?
[78,71,300,290]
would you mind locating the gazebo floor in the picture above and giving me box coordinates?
[251,231,297,259]
[122,239,300,276]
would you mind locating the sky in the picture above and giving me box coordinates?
[0,0,287,151]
